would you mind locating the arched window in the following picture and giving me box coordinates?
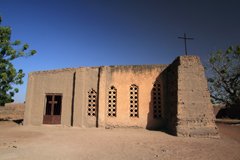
[87,89,97,117]
[130,84,138,117]
[108,86,117,117]
[152,82,161,118]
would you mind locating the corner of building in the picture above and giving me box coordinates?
[23,72,34,126]
[163,55,219,138]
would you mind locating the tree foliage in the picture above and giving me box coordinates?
[206,45,240,107]
[0,16,36,106]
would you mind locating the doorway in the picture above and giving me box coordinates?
[43,94,62,124]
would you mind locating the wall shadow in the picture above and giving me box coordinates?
[13,119,24,125]
[146,72,167,133]
[216,105,240,119]
[146,61,179,136]
[161,60,179,136]
[0,119,23,125]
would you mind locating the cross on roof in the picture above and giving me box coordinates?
[178,33,194,55]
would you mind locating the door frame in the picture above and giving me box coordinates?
[43,93,63,124]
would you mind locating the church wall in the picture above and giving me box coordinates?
[101,65,167,129]
[176,56,218,137]
[163,56,219,137]
[24,69,75,126]
[161,59,179,134]
[23,55,219,138]
[24,73,34,125]
[97,66,110,128]
[73,67,99,127]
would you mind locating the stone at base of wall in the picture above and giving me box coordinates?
[105,125,144,129]
[176,126,220,138]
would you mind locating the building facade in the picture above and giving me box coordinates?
[24,56,218,137]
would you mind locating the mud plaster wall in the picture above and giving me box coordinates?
[163,56,218,137]
[71,65,168,129]
[24,69,75,126]
[161,58,179,134]
[101,65,167,129]
[176,56,218,137]
[24,56,218,137]
[73,67,99,127]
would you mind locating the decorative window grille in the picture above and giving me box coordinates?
[153,83,161,118]
[108,86,117,117]
[130,84,138,117]
[87,89,97,117]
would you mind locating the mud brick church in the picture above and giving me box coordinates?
[24,56,218,137]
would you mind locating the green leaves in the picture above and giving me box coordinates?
[235,46,240,55]
[14,88,19,93]
[226,46,233,54]
[1,72,7,81]
[207,78,214,83]
[206,45,240,106]
[0,26,11,44]
[31,50,37,55]
[209,56,216,64]
[0,16,37,106]
[12,40,21,45]
[220,69,226,74]
[23,43,29,50]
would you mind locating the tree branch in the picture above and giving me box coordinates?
[210,94,225,103]
[211,64,233,94]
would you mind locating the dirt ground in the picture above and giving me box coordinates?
[0,122,239,160]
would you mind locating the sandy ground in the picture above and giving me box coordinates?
[0,122,239,160]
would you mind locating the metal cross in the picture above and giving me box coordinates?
[178,33,194,55]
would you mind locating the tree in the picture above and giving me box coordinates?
[0,16,36,106]
[206,45,240,107]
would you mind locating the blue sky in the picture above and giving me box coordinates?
[0,0,240,102]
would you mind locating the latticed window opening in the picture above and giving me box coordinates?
[153,83,161,118]
[108,86,117,117]
[87,89,97,117]
[130,84,138,117]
